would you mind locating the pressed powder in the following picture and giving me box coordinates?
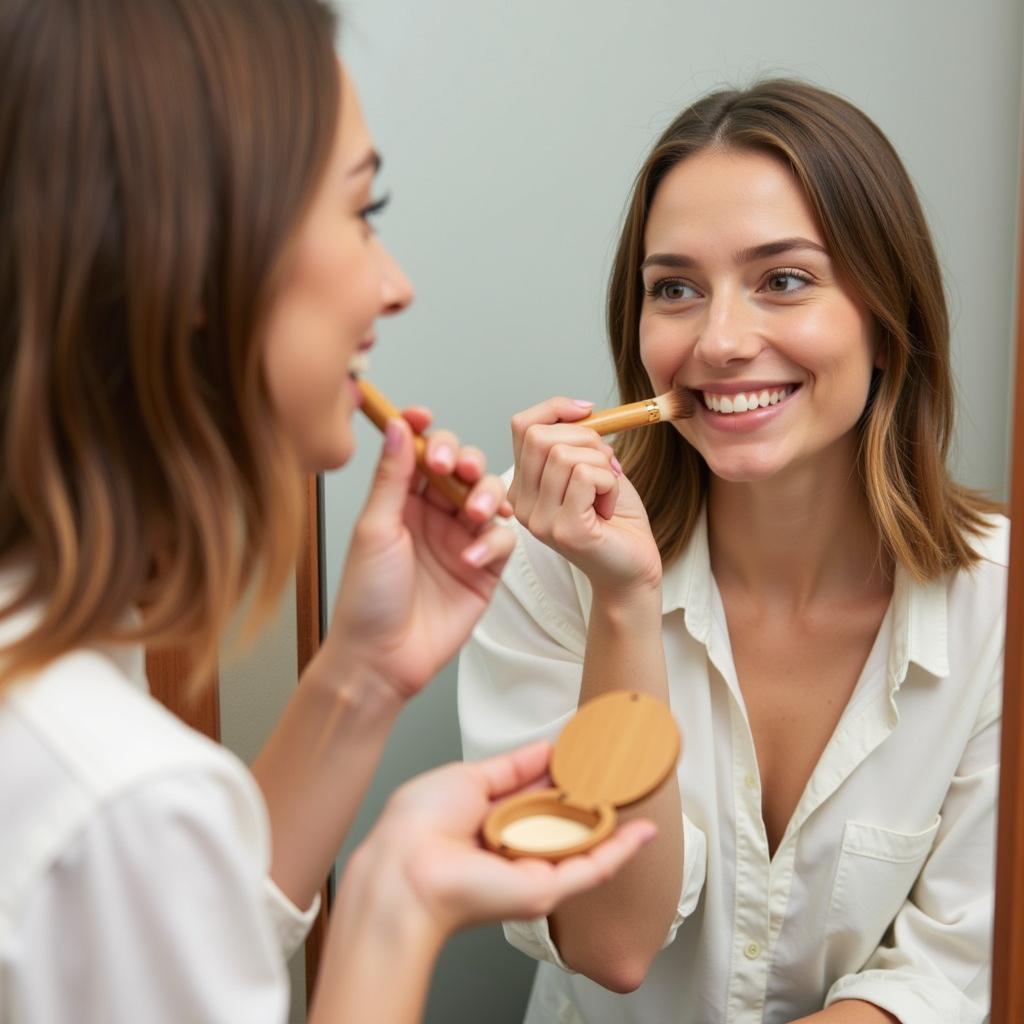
[499,814,593,853]
[483,691,680,862]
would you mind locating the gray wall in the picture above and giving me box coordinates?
[307,2,1023,1021]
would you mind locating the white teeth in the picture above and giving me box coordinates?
[348,352,370,375]
[702,384,795,415]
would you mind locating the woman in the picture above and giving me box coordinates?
[0,1,654,1022]
[459,80,1005,1023]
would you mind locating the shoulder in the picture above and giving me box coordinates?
[6,647,252,801]
[0,649,267,914]
[945,512,1010,622]
[967,511,1010,571]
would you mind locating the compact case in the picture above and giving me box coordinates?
[482,690,680,861]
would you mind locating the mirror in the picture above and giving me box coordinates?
[297,2,1023,1021]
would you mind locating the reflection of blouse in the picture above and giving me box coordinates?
[458,507,1005,1024]
[0,581,318,1023]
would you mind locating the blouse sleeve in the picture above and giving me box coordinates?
[823,678,1000,1024]
[11,772,293,1024]
[458,526,707,970]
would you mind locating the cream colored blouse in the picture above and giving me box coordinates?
[459,508,1006,1024]
[0,581,318,1022]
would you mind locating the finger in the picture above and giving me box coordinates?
[514,426,615,526]
[461,521,516,571]
[461,473,506,526]
[560,462,619,523]
[544,820,658,899]
[454,445,486,484]
[400,406,433,435]
[424,428,459,475]
[535,445,617,521]
[510,397,596,468]
[359,418,417,526]
[469,740,553,799]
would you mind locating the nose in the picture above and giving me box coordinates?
[692,289,763,367]
[377,240,414,316]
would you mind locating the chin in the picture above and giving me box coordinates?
[703,450,787,484]
[306,426,355,473]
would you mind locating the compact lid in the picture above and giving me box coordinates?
[550,690,679,808]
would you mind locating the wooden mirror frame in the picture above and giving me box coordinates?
[991,156,1024,1023]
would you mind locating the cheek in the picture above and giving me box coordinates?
[294,229,379,341]
[638,314,690,389]
[795,303,875,392]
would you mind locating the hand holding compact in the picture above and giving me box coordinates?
[348,741,658,937]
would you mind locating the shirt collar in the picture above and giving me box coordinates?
[660,504,950,685]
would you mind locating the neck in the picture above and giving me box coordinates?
[707,436,891,612]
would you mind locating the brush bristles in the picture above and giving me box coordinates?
[655,386,696,421]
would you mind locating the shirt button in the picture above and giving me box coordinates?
[744,942,760,960]
[744,773,757,790]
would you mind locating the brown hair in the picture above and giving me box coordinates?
[608,78,999,579]
[0,0,339,689]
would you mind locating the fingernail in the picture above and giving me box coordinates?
[610,456,623,476]
[385,419,404,453]
[432,444,455,471]
[462,540,490,566]
[469,492,497,517]
[572,399,594,408]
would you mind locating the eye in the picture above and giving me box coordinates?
[358,193,391,231]
[645,278,701,302]
[760,268,812,294]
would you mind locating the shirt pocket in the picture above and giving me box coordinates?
[824,815,941,971]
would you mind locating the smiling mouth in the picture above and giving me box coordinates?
[700,384,799,415]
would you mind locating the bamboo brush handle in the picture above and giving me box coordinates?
[356,378,471,509]
[577,398,661,435]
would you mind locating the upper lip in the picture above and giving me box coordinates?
[689,381,799,395]
[358,338,375,352]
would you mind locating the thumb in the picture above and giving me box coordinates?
[361,417,418,522]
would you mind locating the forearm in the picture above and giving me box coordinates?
[791,1000,899,1023]
[549,587,683,992]
[251,650,403,910]
[308,843,444,1024]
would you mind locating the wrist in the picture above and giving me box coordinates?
[312,841,445,1023]
[589,579,663,620]
[300,649,406,725]
[340,838,448,953]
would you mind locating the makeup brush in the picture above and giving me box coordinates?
[576,386,695,435]
[355,377,471,508]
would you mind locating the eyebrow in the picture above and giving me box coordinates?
[347,149,382,178]
[640,237,828,272]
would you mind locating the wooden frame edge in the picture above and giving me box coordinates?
[297,474,331,1004]
[991,149,1024,1023]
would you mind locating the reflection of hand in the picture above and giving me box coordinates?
[322,410,515,700]
[509,397,663,597]
[348,741,658,937]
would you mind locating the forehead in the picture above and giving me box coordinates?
[645,148,822,247]
[337,61,373,162]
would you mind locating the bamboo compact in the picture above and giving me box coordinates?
[483,690,680,862]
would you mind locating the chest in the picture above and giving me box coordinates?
[721,596,890,856]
